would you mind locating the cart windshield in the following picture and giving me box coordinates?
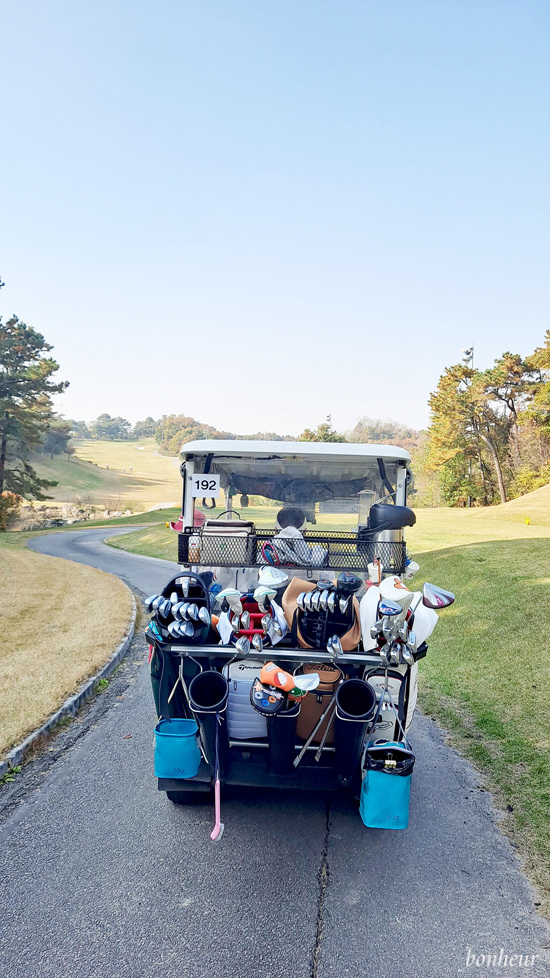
[180,440,411,509]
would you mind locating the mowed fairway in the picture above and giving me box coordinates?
[0,534,134,758]
[30,438,182,509]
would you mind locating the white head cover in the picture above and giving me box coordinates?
[379,576,414,613]
[258,566,289,588]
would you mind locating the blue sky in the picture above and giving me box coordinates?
[1,0,548,434]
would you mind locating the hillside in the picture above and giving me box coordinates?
[470,482,550,527]
[29,438,182,509]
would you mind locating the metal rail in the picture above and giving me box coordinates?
[168,644,383,667]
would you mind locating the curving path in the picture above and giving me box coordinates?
[0,529,547,978]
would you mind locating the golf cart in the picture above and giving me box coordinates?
[146,441,454,836]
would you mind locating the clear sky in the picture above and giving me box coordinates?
[1,0,548,435]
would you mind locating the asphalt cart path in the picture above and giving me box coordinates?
[0,529,546,978]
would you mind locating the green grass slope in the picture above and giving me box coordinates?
[30,438,182,509]
[470,482,550,526]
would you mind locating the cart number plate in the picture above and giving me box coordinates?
[190,475,221,497]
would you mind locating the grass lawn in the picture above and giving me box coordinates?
[0,532,134,760]
[30,437,182,509]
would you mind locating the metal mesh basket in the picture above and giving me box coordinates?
[177,527,406,574]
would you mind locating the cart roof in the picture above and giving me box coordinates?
[180,440,410,504]
[181,440,410,465]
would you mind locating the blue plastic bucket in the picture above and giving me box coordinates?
[154,718,201,779]
[359,741,414,830]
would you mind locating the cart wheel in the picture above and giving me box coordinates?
[166,789,212,805]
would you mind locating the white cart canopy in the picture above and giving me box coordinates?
[180,440,410,504]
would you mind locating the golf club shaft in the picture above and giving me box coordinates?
[314,703,336,762]
[293,693,337,768]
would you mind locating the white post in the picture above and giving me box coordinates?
[396,466,407,507]
[182,459,195,528]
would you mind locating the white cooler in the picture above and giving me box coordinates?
[223,659,268,740]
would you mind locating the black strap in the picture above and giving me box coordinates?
[377,458,395,498]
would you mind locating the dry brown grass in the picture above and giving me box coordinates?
[0,544,134,758]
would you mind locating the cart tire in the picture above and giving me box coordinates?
[166,789,211,805]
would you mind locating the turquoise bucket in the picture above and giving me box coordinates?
[359,741,414,830]
[154,718,201,779]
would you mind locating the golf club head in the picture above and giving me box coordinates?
[188,604,199,622]
[231,615,241,634]
[183,621,194,638]
[319,590,329,612]
[271,620,283,637]
[235,636,251,657]
[379,598,402,617]
[327,592,336,614]
[337,572,362,594]
[422,583,455,610]
[240,611,250,631]
[198,607,210,625]
[379,643,390,665]
[389,642,401,665]
[167,621,181,637]
[175,577,190,597]
[311,590,321,612]
[382,620,395,642]
[181,602,190,620]
[296,592,306,611]
[152,596,163,611]
[145,594,159,612]
[402,646,414,665]
[398,623,409,642]
[157,599,172,619]
[260,614,272,631]
[331,635,343,658]
[407,630,417,652]
[304,592,313,612]
[169,592,179,605]
[251,634,263,653]
[317,580,335,591]
[339,596,350,614]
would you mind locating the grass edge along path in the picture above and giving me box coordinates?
[415,538,550,918]
[0,533,134,760]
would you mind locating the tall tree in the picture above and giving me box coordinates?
[427,363,509,505]
[0,315,68,498]
[298,416,346,443]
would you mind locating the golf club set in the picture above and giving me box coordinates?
[214,564,289,652]
[145,572,213,645]
[294,571,362,658]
